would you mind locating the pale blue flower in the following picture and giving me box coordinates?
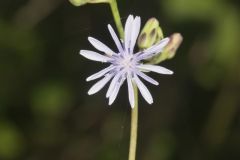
[80,15,173,108]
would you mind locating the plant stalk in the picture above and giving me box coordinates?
[108,1,138,160]
[128,84,138,160]
[109,0,124,39]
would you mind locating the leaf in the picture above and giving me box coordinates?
[69,0,109,6]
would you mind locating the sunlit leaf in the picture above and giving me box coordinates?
[69,0,109,6]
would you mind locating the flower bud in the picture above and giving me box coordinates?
[163,33,183,59]
[148,33,183,64]
[137,18,163,49]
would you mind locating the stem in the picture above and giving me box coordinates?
[109,0,124,39]
[128,84,138,160]
[108,1,138,160]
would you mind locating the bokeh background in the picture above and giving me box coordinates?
[0,0,240,160]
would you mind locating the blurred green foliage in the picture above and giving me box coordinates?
[0,122,24,159]
[164,0,240,88]
[30,81,73,118]
[0,0,239,160]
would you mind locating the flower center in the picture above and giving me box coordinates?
[119,54,134,69]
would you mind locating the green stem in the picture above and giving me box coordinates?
[128,84,138,160]
[109,0,124,39]
[108,1,138,160]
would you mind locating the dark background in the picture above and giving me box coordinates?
[0,0,240,160]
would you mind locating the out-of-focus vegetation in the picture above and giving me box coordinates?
[0,0,239,160]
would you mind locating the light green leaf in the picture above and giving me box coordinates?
[69,0,109,6]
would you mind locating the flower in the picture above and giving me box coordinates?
[80,15,173,108]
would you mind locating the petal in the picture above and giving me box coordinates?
[137,37,170,60]
[88,74,113,95]
[136,70,159,85]
[124,15,134,53]
[107,24,124,53]
[134,75,153,104]
[80,50,111,62]
[88,37,116,56]
[86,65,114,81]
[106,71,122,98]
[130,16,141,54]
[127,75,135,108]
[108,77,124,105]
[144,37,170,53]
[137,64,173,75]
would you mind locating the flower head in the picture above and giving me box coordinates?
[80,15,173,108]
